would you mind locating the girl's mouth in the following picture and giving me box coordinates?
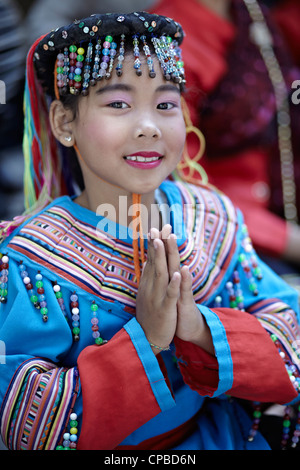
[123,152,163,169]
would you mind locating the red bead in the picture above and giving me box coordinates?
[92,325,99,332]
[71,301,79,308]
[1,263,8,269]
[26,283,33,290]
[37,288,44,294]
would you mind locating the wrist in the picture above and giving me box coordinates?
[149,342,171,355]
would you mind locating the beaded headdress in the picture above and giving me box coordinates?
[34,12,185,99]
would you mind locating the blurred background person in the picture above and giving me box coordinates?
[149,0,300,286]
[0,0,26,221]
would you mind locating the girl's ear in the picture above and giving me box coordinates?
[49,100,75,147]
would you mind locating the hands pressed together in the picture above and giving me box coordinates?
[136,225,214,356]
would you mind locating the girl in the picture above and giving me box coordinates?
[0,11,299,451]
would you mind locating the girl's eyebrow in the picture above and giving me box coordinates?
[155,84,181,95]
[95,83,134,95]
[95,83,181,96]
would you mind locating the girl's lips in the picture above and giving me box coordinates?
[123,152,163,169]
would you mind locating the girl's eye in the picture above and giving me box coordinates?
[157,102,175,110]
[108,101,129,109]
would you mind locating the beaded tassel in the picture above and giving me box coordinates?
[141,35,155,78]
[0,255,9,303]
[90,38,101,86]
[81,42,93,95]
[107,39,117,79]
[56,412,78,450]
[247,401,262,442]
[35,271,48,321]
[53,282,68,320]
[98,35,112,79]
[90,301,106,345]
[116,34,125,77]
[133,34,142,76]
[70,292,80,341]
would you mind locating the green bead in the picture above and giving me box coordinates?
[166,36,172,43]
[76,55,84,62]
[30,295,38,303]
[55,291,63,298]
[236,295,244,303]
[95,337,103,345]
[230,301,237,308]
[249,282,257,292]
[271,334,277,342]
[40,307,48,315]
[69,45,77,52]
[253,410,261,419]
[283,419,291,427]
[238,254,246,262]
[105,35,113,42]
[177,61,184,68]
[70,420,78,427]
[0,288,7,297]
[73,327,80,335]
[35,280,43,288]
[91,303,98,311]
[74,74,82,82]
[56,445,64,450]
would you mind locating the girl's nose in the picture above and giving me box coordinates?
[134,118,162,140]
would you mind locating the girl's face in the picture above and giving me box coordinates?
[69,55,186,198]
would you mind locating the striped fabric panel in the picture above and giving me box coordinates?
[248,299,300,369]
[8,182,238,307]
[0,358,79,450]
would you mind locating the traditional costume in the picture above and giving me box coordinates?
[0,11,299,451]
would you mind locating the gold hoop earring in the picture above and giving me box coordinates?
[173,97,208,185]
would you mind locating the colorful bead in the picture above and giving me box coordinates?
[116,34,125,77]
[141,35,155,78]
[247,401,262,442]
[81,42,93,95]
[152,35,185,83]
[133,35,142,76]
[70,292,80,341]
[56,412,78,450]
[0,254,9,303]
[53,281,68,322]
[90,301,106,345]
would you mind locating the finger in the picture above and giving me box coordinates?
[163,270,181,306]
[139,233,155,292]
[179,265,194,303]
[152,238,169,291]
[166,233,181,279]
[161,224,172,241]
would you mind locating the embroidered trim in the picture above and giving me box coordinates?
[0,358,79,450]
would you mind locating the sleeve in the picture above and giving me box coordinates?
[174,223,300,405]
[0,254,175,450]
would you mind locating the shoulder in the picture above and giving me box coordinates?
[162,179,240,225]
[0,196,74,254]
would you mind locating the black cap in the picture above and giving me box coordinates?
[33,11,185,98]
